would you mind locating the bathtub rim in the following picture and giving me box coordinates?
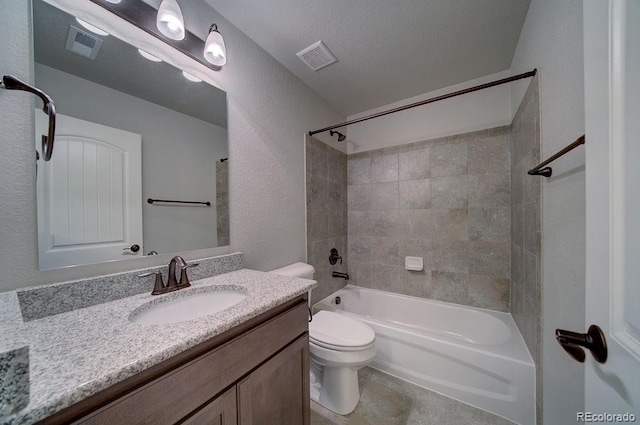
[313,284,534,365]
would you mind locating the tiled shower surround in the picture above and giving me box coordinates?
[346,127,511,311]
[510,76,542,423]
[306,135,349,305]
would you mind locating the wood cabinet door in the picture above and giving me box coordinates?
[181,387,237,425]
[237,335,310,425]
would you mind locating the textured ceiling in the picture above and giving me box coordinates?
[34,0,227,129]
[205,0,531,115]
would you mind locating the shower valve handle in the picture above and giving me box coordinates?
[329,248,342,265]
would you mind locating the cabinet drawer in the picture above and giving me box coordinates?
[76,301,308,425]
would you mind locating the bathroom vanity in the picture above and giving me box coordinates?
[42,295,310,425]
[0,264,315,425]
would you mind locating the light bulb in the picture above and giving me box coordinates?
[156,0,185,41]
[138,49,162,62]
[182,71,202,82]
[204,24,226,66]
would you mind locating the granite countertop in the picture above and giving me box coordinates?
[1,269,315,424]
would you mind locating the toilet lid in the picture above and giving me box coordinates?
[309,310,375,349]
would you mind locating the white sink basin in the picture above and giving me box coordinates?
[129,287,247,325]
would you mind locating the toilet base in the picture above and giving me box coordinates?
[311,362,361,415]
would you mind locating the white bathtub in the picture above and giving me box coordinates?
[314,285,535,425]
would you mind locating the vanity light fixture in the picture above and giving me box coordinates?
[182,71,202,82]
[204,24,226,67]
[75,18,109,36]
[138,49,162,62]
[90,0,226,72]
[156,0,185,40]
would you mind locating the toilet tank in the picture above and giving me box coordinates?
[270,262,315,280]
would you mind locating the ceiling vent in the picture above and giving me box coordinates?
[297,41,338,71]
[65,26,103,60]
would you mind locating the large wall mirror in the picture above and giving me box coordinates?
[33,0,229,270]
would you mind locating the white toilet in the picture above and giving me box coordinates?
[270,263,376,415]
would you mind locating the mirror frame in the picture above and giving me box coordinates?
[37,0,232,271]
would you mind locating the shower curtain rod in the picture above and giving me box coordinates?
[308,69,537,136]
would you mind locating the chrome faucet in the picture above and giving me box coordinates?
[137,256,199,295]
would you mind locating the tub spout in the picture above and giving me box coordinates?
[332,271,350,280]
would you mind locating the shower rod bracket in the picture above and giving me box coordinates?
[528,167,553,178]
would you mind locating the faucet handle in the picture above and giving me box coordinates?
[179,262,199,287]
[138,270,165,295]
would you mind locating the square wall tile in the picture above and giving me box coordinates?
[370,264,399,292]
[308,175,327,209]
[348,155,371,185]
[512,203,524,248]
[368,210,400,237]
[371,152,399,183]
[468,274,510,311]
[469,240,510,278]
[327,150,346,184]
[431,176,468,209]
[399,179,431,209]
[468,172,510,208]
[371,182,399,210]
[348,210,369,236]
[430,271,469,304]
[399,148,430,180]
[432,208,468,241]
[326,182,343,210]
[327,209,345,238]
[398,209,432,238]
[348,184,371,211]
[431,142,467,177]
[371,237,402,267]
[469,207,510,242]
[350,261,372,287]
[348,236,373,263]
[468,134,510,174]
[431,241,468,273]
[523,202,541,255]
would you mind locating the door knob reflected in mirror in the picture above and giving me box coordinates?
[123,244,141,253]
[556,325,607,364]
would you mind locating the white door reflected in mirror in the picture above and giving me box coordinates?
[36,112,143,269]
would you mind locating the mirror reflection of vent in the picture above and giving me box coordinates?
[296,41,338,71]
[65,26,103,60]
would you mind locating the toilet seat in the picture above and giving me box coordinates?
[310,311,375,351]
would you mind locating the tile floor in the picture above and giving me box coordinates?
[311,367,515,425]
